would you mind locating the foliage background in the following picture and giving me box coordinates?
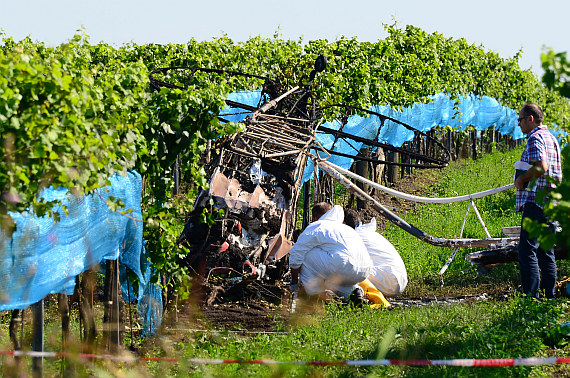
[1,25,569,291]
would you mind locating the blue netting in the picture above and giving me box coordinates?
[214,89,566,182]
[303,93,566,183]
[219,89,264,123]
[136,268,163,337]
[0,170,162,335]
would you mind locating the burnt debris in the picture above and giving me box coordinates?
[150,58,327,304]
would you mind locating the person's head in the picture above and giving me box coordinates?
[343,208,361,229]
[519,103,544,134]
[311,202,332,222]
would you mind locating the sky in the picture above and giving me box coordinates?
[1,0,568,78]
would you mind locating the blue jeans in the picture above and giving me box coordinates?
[518,202,557,298]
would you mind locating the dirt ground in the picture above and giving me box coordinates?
[360,168,439,230]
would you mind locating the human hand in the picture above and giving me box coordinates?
[514,176,527,190]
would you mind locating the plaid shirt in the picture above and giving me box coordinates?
[515,125,562,212]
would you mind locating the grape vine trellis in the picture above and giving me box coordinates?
[1,25,569,293]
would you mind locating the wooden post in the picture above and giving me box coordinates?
[446,129,452,160]
[80,271,97,350]
[9,310,21,351]
[59,293,76,375]
[31,299,44,377]
[9,309,22,370]
[58,294,70,349]
[425,130,433,160]
[471,129,477,160]
[374,148,386,186]
[387,151,399,184]
[404,142,412,176]
[103,259,124,353]
[302,181,311,229]
[355,149,369,210]
[497,131,501,150]
[487,128,495,152]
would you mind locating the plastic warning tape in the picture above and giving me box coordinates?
[1,351,570,367]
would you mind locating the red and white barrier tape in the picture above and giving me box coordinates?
[1,351,570,367]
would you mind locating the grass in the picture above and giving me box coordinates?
[4,297,570,376]
[385,146,522,282]
[3,146,570,377]
[133,297,570,377]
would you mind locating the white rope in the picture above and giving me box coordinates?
[316,159,518,248]
[323,161,514,204]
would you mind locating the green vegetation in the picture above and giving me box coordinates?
[161,298,570,377]
[2,25,570,291]
[385,146,522,283]
[137,148,570,377]
[541,48,570,100]
[3,147,570,377]
[2,26,569,294]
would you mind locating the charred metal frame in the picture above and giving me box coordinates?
[150,58,326,288]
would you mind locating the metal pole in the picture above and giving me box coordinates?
[317,160,517,249]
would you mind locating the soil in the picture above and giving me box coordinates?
[160,280,292,334]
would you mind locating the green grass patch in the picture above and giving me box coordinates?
[129,297,570,377]
[4,147,570,377]
[385,147,522,281]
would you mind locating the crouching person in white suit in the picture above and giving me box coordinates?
[289,203,373,301]
[344,208,408,297]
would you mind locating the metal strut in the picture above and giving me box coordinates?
[316,159,519,249]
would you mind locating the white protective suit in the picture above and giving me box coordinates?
[356,217,408,296]
[289,205,373,298]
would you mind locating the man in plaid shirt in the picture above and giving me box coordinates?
[514,103,562,298]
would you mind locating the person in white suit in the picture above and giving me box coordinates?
[289,203,373,300]
[344,208,408,297]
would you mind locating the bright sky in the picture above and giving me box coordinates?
[1,0,568,78]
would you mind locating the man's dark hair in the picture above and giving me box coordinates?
[343,208,361,229]
[312,202,332,221]
[521,103,544,124]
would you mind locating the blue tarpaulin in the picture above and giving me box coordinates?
[0,171,162,335]
[216,90,567,183]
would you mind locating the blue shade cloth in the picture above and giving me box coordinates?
[218,89,263,123]
[0,171,162,335]
[216,88,567,183]
[301,93,568,183]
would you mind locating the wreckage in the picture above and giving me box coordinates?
[149,56,562,303]
[149,57,328,302]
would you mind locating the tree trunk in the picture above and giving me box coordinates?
[387,151,399,184]
[58,294,70,349]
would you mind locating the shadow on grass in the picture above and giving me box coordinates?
[404,263,521,299]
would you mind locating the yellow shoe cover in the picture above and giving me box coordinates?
[358,279,391,308]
